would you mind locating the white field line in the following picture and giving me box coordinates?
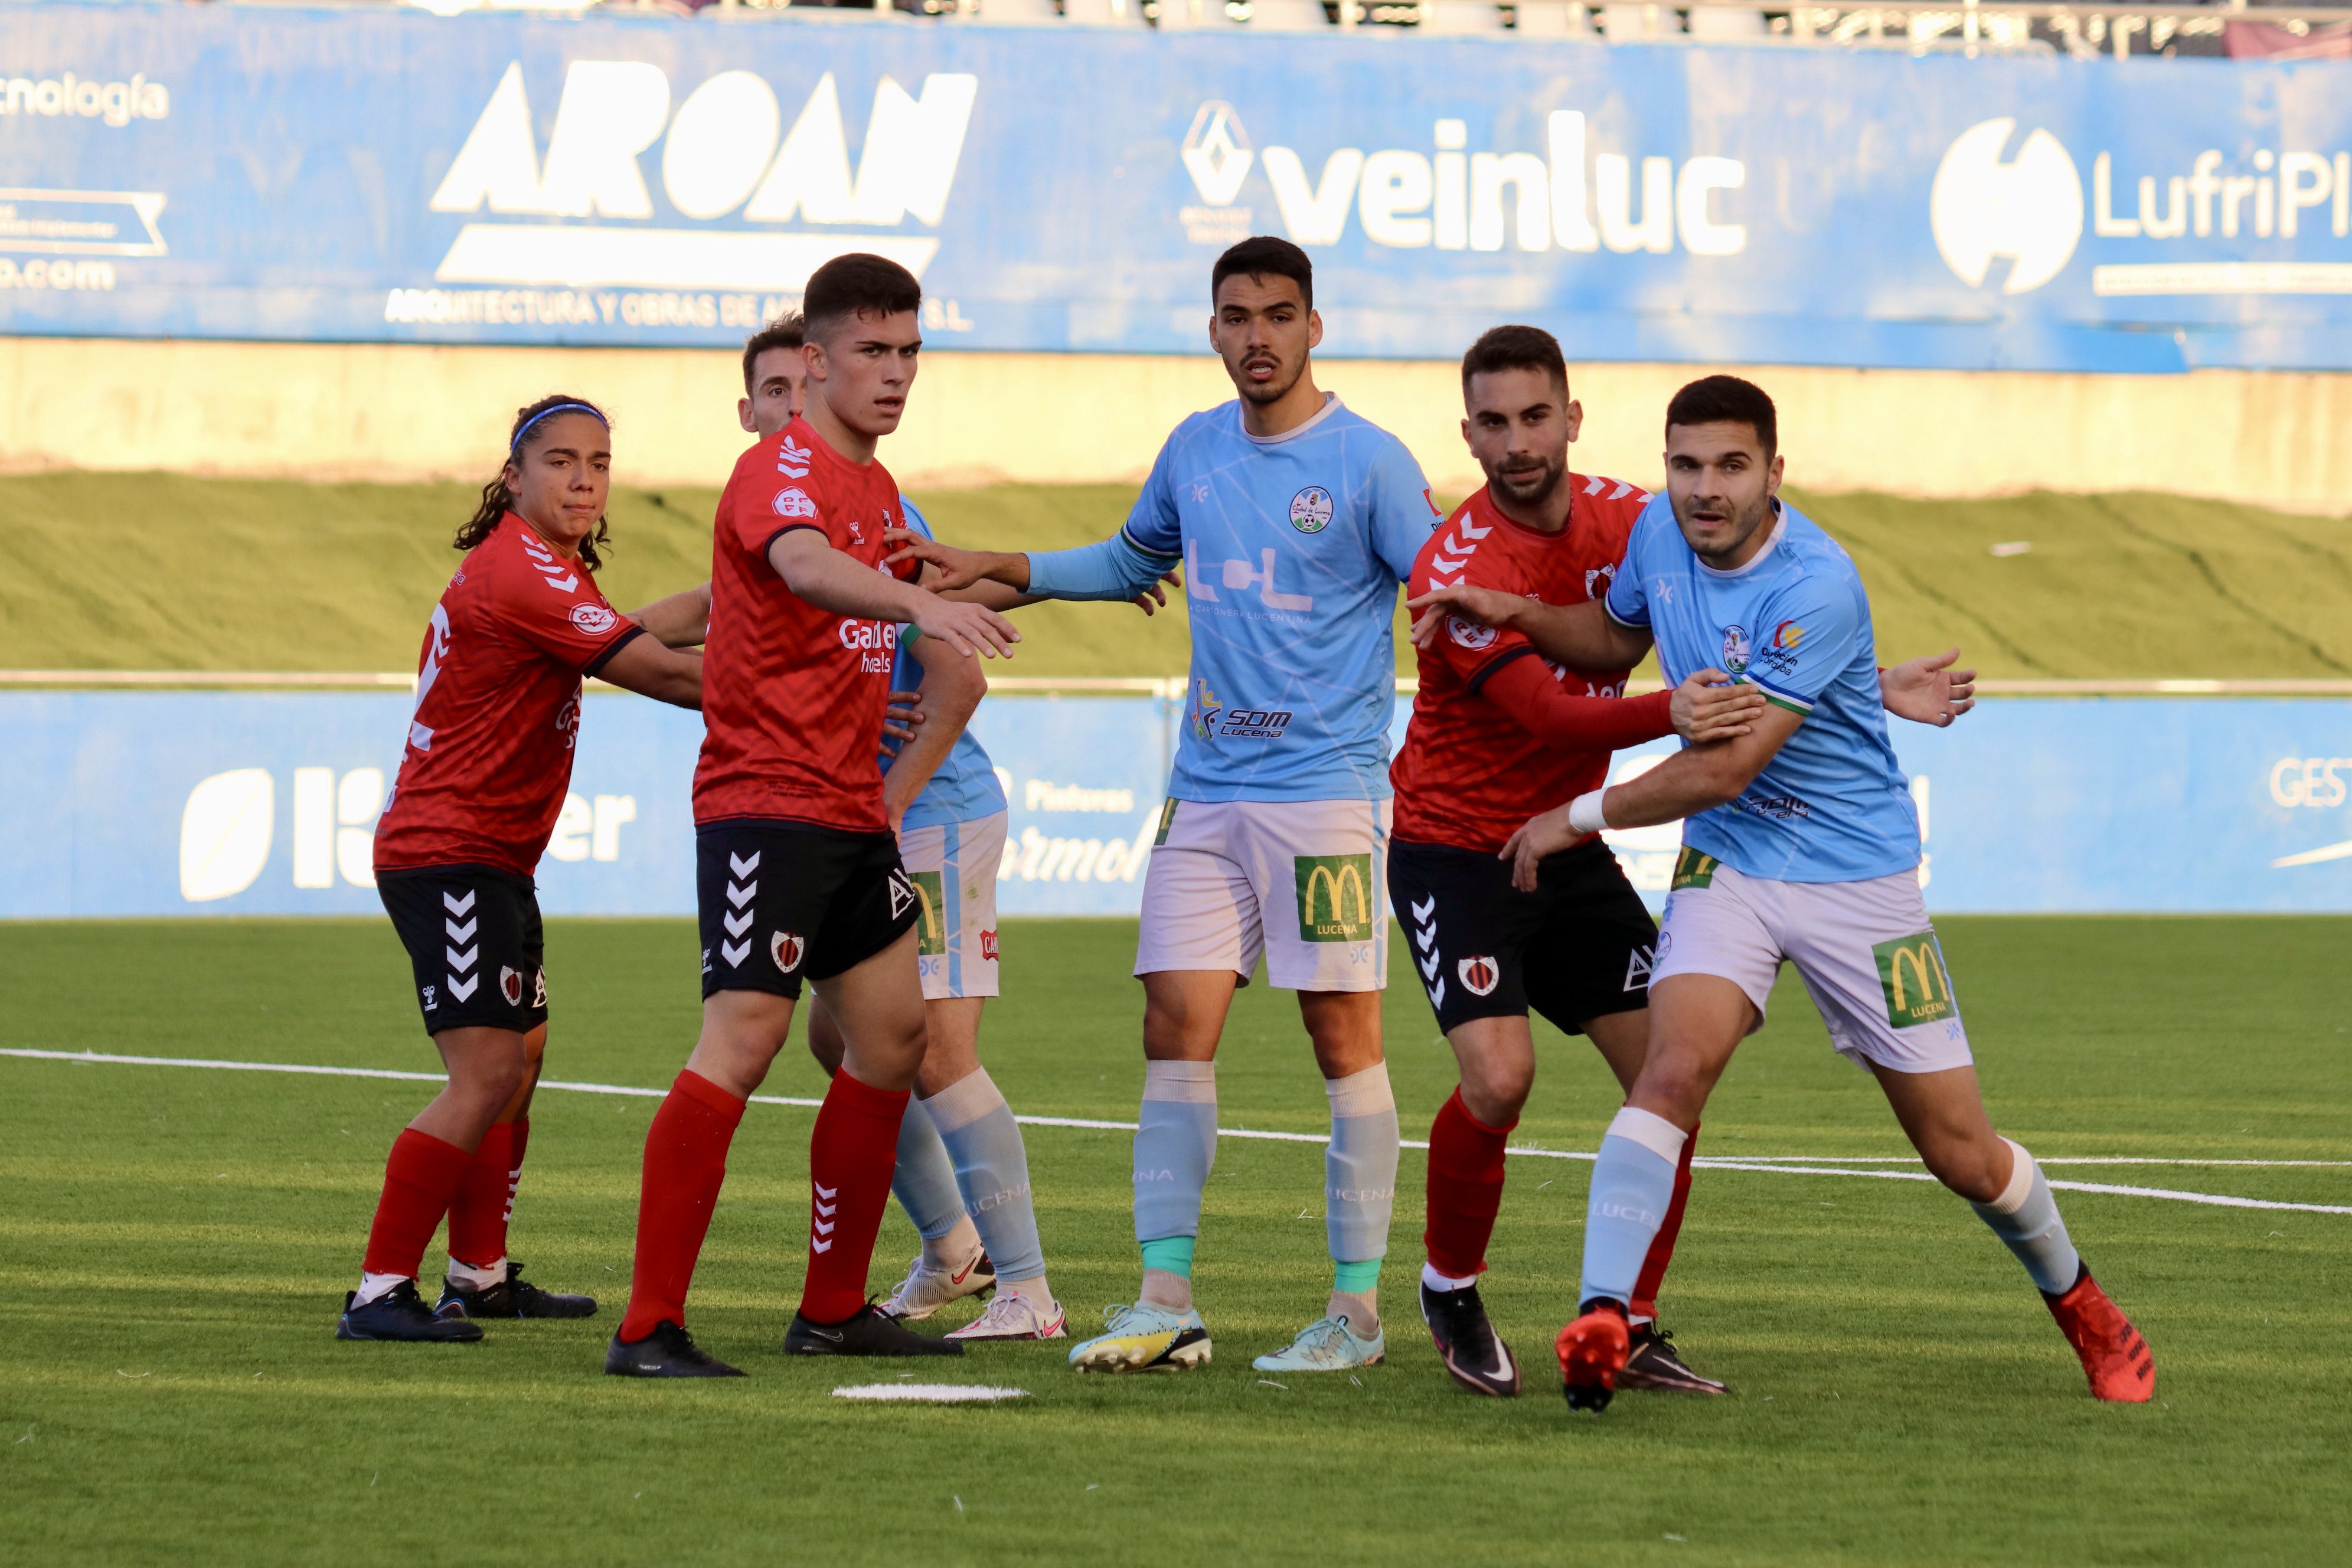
[8,1048,2349,1217]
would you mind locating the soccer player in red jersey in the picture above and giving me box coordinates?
[342,394,706,1343]
[605,254,1021,1377]
[1391,329,1975,1396]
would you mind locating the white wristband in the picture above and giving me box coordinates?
[1567,789,1609,836]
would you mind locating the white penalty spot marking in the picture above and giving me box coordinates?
[831,1384,1027,1404]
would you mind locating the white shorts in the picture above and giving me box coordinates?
[1649,855,1972,1074]
[900,812,1005,1001]
[1135,798,1391,992]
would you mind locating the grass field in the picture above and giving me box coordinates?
[5,472,2350,679]
[2,916,2347,1566]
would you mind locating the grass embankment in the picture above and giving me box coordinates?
[2,472,2348,678]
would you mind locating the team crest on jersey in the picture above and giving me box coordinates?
[1584,562,1617,600]
[887,868,917,920]
[772,486,817,520]
[1458,955,1501,997]
[1447,616,1498,651]
[1624,945,1654,992]
[570,603,618,635]
[533,969,548,1007]
[979,928,998,961]
[770,931,806,973]
[1721,623,1753,674]
[1289,486,1335,534]
[499,966,523,1007]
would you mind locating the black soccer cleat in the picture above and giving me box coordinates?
[785,1302,966,1357]
[436,1260,597,1320]
[604,1321,745,1378]
[338,1280,484,1343]
[1618,1324,1729,1396]
[1419,1278,1521,1397]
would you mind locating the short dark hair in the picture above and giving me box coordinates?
[740,312,803,396]
[1212,236,1312,311]
[1461,325,1567,396]
[802,254,922,341]
[1665,374,1777,457]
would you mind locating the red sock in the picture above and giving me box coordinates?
[797,1071,910,1325]
[1630,1119,1698,1325]
[619,1071,747,1341]
[1423,1089,1515,1282]
[361,1128,472,1280]
[446,1121,518,1269]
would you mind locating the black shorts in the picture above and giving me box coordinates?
[697,819,919,1000]
[1387,836,1657,1037]
[378,865,548,1035]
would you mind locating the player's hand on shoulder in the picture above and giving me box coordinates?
[1131,567,1183,616]
[1672,668,1768,744]
[1880,646,1977,727]
[913,596,1021,661]
[1404,582,1521,649]
[1499,802,1582,893]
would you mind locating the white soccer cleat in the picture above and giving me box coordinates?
[945,1292,1068,1342]
[1251,1313,1386,1373]
[876,1247,996,1322]
[1067,1303,1212,1373]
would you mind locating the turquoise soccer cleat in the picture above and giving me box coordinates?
[1251,1313,1385,1373]
[1067,1302,1213,1373]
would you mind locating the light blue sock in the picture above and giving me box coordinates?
[1134,1060,1217,1257]
[1579,1107,1687,1308]
[1324,1063,1399,1282]
[925,1068,1047,1285]
[890,1093,968,1242]
[1969,1138,2083,1295]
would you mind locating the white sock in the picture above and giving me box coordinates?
[1422,1261,1479,1293]
[1328,1287,1380,1338]
[1139,1268,1193,1314]
[446,1255,507,1289]
[353,1271,408,1308]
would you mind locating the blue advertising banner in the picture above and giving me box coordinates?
[2,2,2350,371]
[3,691,2349,919]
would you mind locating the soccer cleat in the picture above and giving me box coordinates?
[2043,1265,2155,1403]
[435,1261,597,1321]
[785,1302,965,1357]
[337,1280,484,1343]
[1253,1313,1386,1374]
[605,1321,744,1377]
[1556,1298,1632,1413]
[876,1248,997,1322]
[1067,1303,1212,1373]
[1419,1279,1519,1397]
[1617,1325,1729,1396]
[944,1292,1067,1342]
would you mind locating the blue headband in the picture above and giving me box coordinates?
[510,401,607,454]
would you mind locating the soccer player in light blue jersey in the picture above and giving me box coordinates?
[1410,376,2154,1411]
[892,239,1441,1376]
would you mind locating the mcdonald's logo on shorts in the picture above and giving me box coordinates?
[1294,854,1375,943]
[1671,847,1720,891]
[909,871,946,958]
[1873,931,1960,1029]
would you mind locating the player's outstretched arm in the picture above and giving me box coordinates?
[1880,647,1977,727]
[626,582,711,648]
[1407,583,1651,673]
[594,635,704,710]
[887,528,1179,606]
[1497,704,1804,890]
[1482,661,1764,752]
[767,530,1019,659]
[881,635,985,832]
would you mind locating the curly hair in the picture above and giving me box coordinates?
[455,394,614,570]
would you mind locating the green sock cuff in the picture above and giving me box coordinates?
[1332,1257,1382,1294]
[1139,1236,1195,1280]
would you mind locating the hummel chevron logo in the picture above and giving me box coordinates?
[447,974,481,1002]
[1454,518,1492,540]
[446,945,478,972]
[443,917,476,943]
[815,1182,838,1200]
[1411,896,1435,922]
[442,891,476,916]
[1419,950,1441,981]
[811,1238,833,1254]
[813,1218,835,1237]
[814,1197,838,1219]
[1583,475,1608,495]
[1413,923,1436,953]
[730,852,760,878]
[1428,978,1446,1009]
[537,572,579,593]
[726,881,756,909]
[723,910,753,937]
[720,939,750,967]
[1430,554,1466,575]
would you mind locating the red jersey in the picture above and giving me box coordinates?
[374,514,641,877]
[693,416,917,831]
[1390,476,1654,854]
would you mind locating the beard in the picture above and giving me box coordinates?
[1485,451,1566,509]
[1230,348,1305,406]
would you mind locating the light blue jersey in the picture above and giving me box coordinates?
[886,498,1008,831]
[1122,395,1438,803]
[1605,495,1918,883]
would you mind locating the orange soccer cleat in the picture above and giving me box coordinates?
[2043,1266,2155,1403]
[1555,1299,1632,1413]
